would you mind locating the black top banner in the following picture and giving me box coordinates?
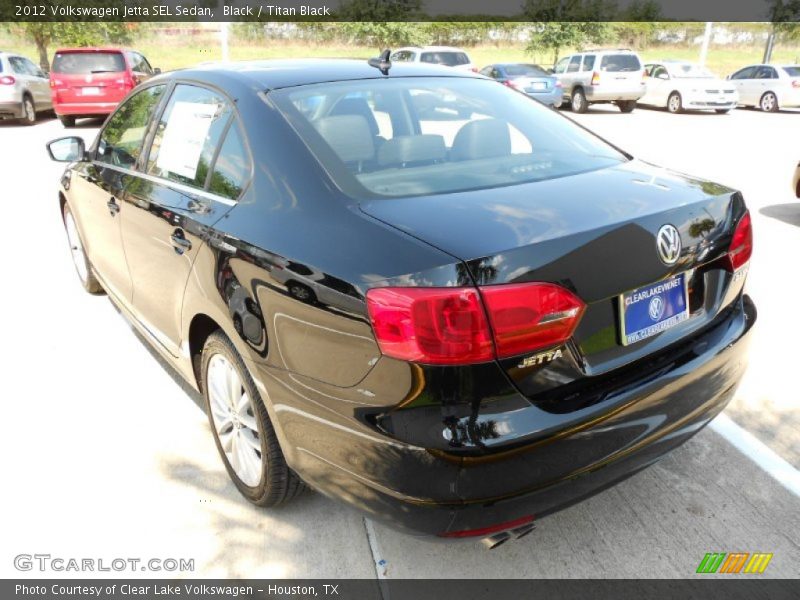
[2,0,799,22]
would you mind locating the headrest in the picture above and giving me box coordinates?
[377,135,446,167]
[451,118,512,161]
[313,115,375,163]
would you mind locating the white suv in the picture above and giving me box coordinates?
[390,46,476,72]
[554,49,646,113]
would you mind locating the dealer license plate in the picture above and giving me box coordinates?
[619,273,689,346]
[81,87,101,96]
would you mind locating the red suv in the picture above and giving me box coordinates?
[50,47,158,127]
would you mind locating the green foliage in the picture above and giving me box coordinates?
[335,0,423,21]
[524,23,614,63]
[336,22,427,48]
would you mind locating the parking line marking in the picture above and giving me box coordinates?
[364,517,389,584]
[710,413,800,497]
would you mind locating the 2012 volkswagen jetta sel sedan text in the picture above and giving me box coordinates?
[48,59,755,545]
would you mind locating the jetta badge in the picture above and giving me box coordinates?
[656,224,681,265]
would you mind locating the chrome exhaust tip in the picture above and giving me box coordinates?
[481,531,511,550]
[511,522,536,539]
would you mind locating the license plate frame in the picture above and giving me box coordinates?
[619,272,690,346]
[81,87,101,96]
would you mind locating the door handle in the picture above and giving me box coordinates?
[170,229,192,255]
[107,197,120,216]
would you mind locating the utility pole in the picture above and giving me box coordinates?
[699,22,713,66]
[763,28,776,63]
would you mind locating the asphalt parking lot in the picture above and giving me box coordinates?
[1,104,798,579]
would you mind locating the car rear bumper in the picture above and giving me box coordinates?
[54,102,117,116]
[0,101,23,119]
[585,87,645,102]
[526,89,562,107]
[259,293,755,537]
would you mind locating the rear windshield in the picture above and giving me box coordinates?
[421,52,470,66]
[504,64,549,77]
[783,66,800,77]
[52,51,125,74]
[272,77,627,199]
[600,54,641,72]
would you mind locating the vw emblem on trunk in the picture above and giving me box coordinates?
[656,224,681,265]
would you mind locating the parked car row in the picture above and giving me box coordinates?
[1,47,158,126]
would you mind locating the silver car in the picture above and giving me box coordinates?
[554,49,646,113]
[727,64,800,112]
[0,52,52,125]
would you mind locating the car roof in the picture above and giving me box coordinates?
[394,46,467,52]
[53,47,130,54]
[161,58,482,91]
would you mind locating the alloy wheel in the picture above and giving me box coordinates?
[668,93,682,113]
[64,211,88,284]
[760,93,777,112]
[207,354,263,487]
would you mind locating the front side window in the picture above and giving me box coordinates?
[567,56,582,73]
[731,66,756,80]
[554,57,570,74]
[146,84,233,189]
[273,77,627,199]
[96,85,166,169]
[581,55,596,71]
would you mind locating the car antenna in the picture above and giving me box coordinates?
[368,49,392,75]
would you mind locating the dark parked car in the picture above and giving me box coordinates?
[479,63,563,108]
[47,59,755,546]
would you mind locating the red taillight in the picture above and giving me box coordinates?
[471,67,479,73]
[439,515,535,538]
[792,79,800,89]
[0,75,15,85]
[366,283,585,365]
[481,283,585,359]
[555,81,563,88]
[503,79,520,89]
[591,71,600,85]
[727,211,753,271]
[366,287,494,365]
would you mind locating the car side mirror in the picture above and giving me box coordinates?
[153,67,161,75]
[547,67,554,74]
[657,73,669,80]
[46,136,86,162]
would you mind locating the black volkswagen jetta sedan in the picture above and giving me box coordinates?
[47,59,755,546]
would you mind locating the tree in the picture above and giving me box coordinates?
[15,23,55,71]
[522,0,616,63]
[525,22,613,64]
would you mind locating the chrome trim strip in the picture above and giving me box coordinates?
[91,161,237,206]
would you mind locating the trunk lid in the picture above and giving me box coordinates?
[360,160,744,386]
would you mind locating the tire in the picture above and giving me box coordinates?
[715,109,731,114]
[618,100,636,113]
[59,115,76,128]
[288,282,316,303]
[759,92,778,113]
[19,95,36,126]
[202,331,305,507]
[571,88,588,113]
[667,92,683,114]
[62,203,104,294]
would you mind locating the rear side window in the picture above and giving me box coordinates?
[783,66,800,77]
[96,85,166,169]
[146,84,233,190]
[582,55,596,71]
[52,51,126,74]
[208,123,250,200]
[600,54,641,72]
[421,52,469,66]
